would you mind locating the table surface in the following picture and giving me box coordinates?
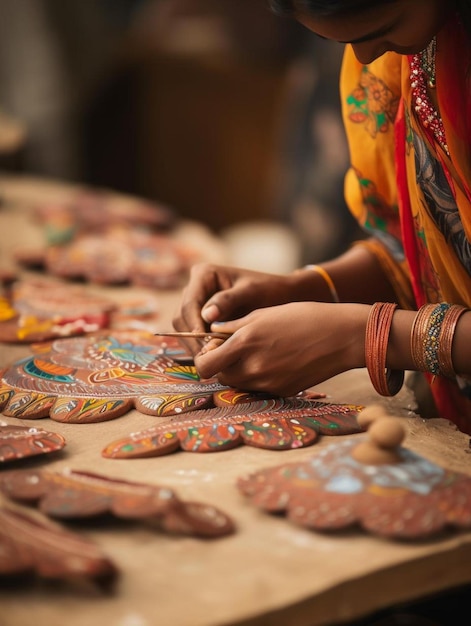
[1,175,471,626]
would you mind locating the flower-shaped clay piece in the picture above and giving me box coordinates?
[0,468,235,538]
[0,493,117,585]
[0,422,66,463]
[0,330,220,422]
[237,406,471,539]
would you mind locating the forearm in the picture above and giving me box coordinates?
[387,308,471,378]
[290,242,398,304]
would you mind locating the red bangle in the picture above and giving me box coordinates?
[365,302,404,396]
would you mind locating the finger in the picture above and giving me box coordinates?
[194,338,239,380]
[201,284,257,323]
[196,337,228,358]
[201,303,221,323]
[173,263,222,331]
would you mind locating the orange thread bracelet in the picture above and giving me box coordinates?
[304,265,340,303]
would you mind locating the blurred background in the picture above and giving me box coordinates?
[0,0,362,272]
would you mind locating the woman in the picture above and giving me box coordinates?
[173,0,471,435]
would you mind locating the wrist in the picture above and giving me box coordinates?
[292,264,340,303]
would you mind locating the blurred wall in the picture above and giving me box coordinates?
[0,0,139,178]
[0,0,359,262]
[82,0,311,231]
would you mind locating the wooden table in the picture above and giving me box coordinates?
[1,175,471,626]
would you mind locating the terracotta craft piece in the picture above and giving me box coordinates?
[237,406,471,540]
[102,391,364,458]
[11,187,197,289]
[33,188,176,244]
[108,294,162,333]
[0,330,221,423]
[0,278,115,343]
[0,269,16,291]
[15,227,202,289]
[0,468,235,538]
[0,493,117,585]
[0,422,66,463]
[0,277,163,343]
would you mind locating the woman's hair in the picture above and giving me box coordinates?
[456,1,471,42]
[269,0,391,17]
[269,1,471,42]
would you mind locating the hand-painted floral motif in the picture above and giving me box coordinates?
[0,279,114,343]
[346,66,399,137]
[15,228,202,289]
[0,332,364,454]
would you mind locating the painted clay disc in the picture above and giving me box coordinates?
[0,331,223,422]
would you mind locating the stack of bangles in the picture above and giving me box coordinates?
[365,302,468,396]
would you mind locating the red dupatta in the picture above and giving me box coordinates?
[397,14,471,433]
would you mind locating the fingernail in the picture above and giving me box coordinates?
[202,304,219,323]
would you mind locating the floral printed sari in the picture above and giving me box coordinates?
[339,13,471,434]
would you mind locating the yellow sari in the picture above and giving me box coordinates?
[340,14,471,434]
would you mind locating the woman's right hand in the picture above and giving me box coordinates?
[172,262,306,334]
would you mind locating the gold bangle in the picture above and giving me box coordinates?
[303,264,340,303]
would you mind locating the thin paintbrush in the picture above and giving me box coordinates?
[153,331,231,340]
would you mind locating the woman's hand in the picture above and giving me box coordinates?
[173,262,307,333]
[194,301,371,397]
